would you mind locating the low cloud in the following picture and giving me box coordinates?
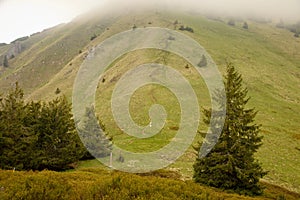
[0,0,299,43]
[104,0,300,22]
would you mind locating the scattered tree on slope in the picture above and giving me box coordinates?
[78,106,112,159]
[193,63,267,195]
[3,55,8,68]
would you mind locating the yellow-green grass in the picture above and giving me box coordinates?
[0,168,299,200]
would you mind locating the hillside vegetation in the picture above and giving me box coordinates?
[0,9,299,193]
[0,168,300,200]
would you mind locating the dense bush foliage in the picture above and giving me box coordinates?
[0,169,298,200]
[0,83,85,171]
[2,168,296,200]
[178,25,194,33]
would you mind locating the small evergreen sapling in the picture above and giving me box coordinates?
[3,55,8,67]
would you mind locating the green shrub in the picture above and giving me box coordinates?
[90,34,97,41]
[243,22,249,29]
[1,169,280,200]
[178,25,194,33]
[228,19,235,26]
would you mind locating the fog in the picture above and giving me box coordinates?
[0,0,106,43]
[104,0,300,22]
[0,0,299,43]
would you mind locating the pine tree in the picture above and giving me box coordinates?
[55,87,61,95]
[0,83,35,170]
[243,22,249,29]
[0,85,86,171]
[23,101,43,169]
[78,106,112,159]
[3,55,8,67]
[32,96,85,171]
[198,55,207,67]
[193,63,267,195]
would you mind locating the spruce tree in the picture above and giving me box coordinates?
[193,63,267,195]
[0,83,35,170]
[33,96,85,171]
[198,55,207,67]
[0,85,86,171]
[3,55,8,67]
[78,106,112,159]
[23,101,43,169]
[55,87,61,95]
[243,22,249,29]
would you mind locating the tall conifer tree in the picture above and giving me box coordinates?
[0,86,85,171]
[0,83,35,170]
[193,63,267,195]
[78,106,112,159]
[34,96,85,170]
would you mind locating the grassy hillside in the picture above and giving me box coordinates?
[0,9,299,193]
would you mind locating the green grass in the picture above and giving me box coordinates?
[95,49,209,152]
[75,159,105,170]
[0,9,299,193]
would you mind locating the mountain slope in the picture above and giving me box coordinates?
[0,10,299,192]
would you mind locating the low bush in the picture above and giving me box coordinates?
[178,25,194,33]
[228,19,235,26]
[0,169,299,200]
[0,169,250,200]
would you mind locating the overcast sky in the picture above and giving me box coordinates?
[0,0,300,43]
[0,0,106,43]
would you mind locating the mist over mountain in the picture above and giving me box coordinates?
[1,0,299,44]
[103,0,300,22]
